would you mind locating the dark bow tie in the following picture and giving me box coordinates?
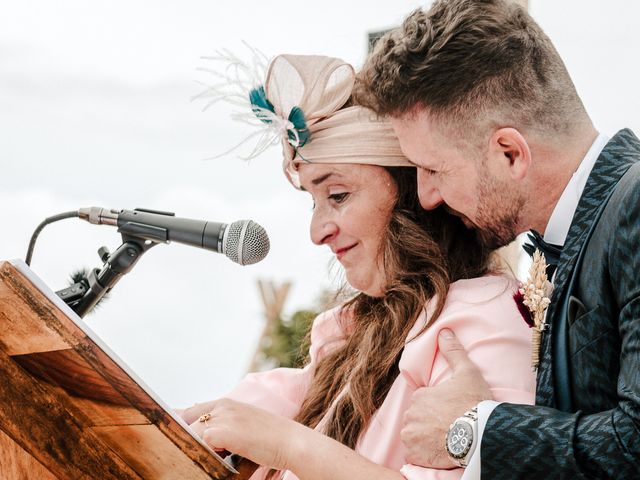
[523,230,562,278]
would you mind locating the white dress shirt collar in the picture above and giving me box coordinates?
[543,133,610,246]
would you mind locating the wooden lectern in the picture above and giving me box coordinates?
[0,260,257,479]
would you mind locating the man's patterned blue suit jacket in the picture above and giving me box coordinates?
[482,129,640,479]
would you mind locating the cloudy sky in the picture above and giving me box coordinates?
[1,0,639,408]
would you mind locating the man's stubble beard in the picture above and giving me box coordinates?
[474,170,525,250]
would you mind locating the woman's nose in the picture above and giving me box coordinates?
[310,210,338,245]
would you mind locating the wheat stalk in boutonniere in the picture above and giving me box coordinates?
[520,250,553,370]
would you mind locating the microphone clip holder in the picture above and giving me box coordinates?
[56,233,158,318]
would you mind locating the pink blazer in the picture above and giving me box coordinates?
[225,275,535,479]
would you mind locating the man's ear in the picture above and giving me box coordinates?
[488,128,531,181]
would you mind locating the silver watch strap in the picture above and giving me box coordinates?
[446,406,479,468]
[464,406,478,421]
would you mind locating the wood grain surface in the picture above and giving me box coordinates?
[0,429,57,480]
[0,261,257,479]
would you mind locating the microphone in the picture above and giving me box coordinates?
[78,207,270,266]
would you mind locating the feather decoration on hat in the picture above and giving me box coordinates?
[194,48,410,189]
[193,44,296,160]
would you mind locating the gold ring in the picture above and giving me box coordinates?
[198,413,212,427]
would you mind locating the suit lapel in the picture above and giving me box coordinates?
[536,129,640,407]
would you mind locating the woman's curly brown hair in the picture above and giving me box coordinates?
[294,166,491,447]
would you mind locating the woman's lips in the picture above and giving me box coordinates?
[335,244,357,260]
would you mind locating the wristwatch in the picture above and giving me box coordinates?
[445,406,478,468]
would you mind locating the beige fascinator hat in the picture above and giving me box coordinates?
[198,51,412,187]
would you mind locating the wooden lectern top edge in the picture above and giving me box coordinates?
[0,259,241,479]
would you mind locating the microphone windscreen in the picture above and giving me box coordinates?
[223,220,270,265]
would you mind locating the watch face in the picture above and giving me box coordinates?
[447,421,473,458]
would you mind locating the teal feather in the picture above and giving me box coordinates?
[288,106,310,147]
[249,86,275,124]
[249,87,311,147]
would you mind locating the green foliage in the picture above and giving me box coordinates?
[261,309,317,368]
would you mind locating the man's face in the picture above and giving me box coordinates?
[391,109,523,249]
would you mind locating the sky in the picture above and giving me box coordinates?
[1,0,639,408]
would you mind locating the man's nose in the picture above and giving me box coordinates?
[417,170,444,210]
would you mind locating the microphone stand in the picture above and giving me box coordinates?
[56,233,158,318]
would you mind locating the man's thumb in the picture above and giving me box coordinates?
[438,329,474,373]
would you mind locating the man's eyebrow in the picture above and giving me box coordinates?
[400,153,424,168]
[405,156,436,170]
[406,158,420,167]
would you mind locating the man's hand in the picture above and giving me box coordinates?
[401,328,493,468]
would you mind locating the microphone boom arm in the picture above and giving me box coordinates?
[56,233,159,318]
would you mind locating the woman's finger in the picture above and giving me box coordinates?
[180,400,217,424]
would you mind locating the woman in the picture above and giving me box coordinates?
[183,54,535,479]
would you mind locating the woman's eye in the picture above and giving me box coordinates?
[424,168,438,175]
[329,192,349,203]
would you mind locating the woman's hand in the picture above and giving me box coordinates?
[176,400,218,424]
[189,399,404,480]
[189,398,301,470]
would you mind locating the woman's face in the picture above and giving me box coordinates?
[298,163,397,297]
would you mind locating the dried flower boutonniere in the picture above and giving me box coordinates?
[517,250,553,370]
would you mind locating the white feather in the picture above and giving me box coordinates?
[195,44,298,160]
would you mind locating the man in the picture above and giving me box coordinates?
[357,0,640,478]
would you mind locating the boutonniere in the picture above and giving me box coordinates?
[514,250,553,370]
